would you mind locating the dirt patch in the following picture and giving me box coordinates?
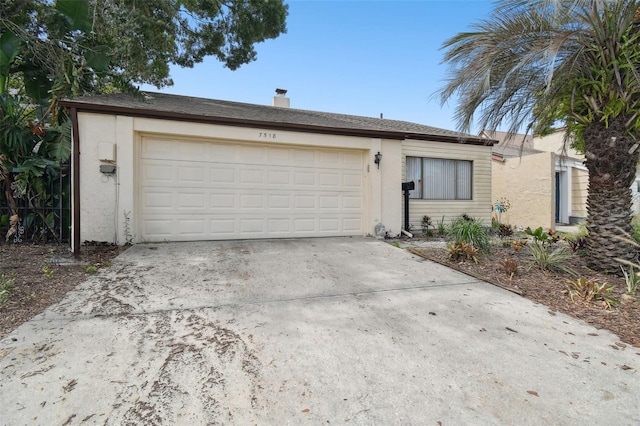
[0,242,125,338]
[406,240,640,348]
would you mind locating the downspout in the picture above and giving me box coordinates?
[70,107,81,255]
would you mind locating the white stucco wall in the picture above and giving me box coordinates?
[380,139,402,235]
[74,112,404,246]
[492,151,555,229]
[533,130,584,158]
[76,113,118,243]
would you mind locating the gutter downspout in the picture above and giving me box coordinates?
[70,107,81,255]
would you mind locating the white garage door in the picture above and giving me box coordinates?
[139,136,365,241]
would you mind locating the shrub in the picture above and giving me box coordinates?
[564,225,588,253]
[567,277,620,309]
[436,216,447,236]
[511,239,527,252]
[524,226,559,246]
[528,243,575,275]
[620,265,640,295]
[565,236,586,253]
[632,216,640,244]
[575,222,589,239]
[446,215,491,254]
[421,215,433,237]
[0,273,16,305]
[497,223,514,238]
[448,242,479,264]
[615,231,640,284]
[499,258,518,279]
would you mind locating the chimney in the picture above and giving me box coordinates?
[272,88,290,108]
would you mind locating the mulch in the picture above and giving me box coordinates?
[405,241,640,348]
[0,243,124,338]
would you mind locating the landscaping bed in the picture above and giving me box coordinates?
[0,243,124,338]
[407,240,640,347]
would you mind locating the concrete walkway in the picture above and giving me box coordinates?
[0,238,638,425]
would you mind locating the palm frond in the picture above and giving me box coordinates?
[438,0,640,137]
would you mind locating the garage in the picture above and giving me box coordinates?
[139,136,365,241]
[62,91,492,251]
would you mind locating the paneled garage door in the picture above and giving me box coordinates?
[139,136,365,241]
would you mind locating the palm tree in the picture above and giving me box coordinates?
[439,0,640,272]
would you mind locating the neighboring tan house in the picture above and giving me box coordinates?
[488,129,640,230]
[61,92,494,252]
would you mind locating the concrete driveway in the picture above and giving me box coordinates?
[1,237,638,425]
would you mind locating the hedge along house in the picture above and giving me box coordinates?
[60,92,494,253]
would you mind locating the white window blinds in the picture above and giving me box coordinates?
[405,157,472,200]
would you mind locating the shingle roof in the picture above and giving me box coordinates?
[481,130,538,158]
[61,92,493,146]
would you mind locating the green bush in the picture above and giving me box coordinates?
[620,265,640,295]
[0,273,16,305]
[632,216,640,243]
[527,243,575,275]
[436,216,447,236]
[446,215,491,254]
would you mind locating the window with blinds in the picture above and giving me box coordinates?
[406,157,472,200]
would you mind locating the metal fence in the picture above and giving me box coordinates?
[0,163,71,243]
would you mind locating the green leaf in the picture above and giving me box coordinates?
[45,212,55,229]
[23,70,52,105]
[0,31,21,93]
[23,213,35,232]
[55,0,92,32]
[45,120,72,162]
[525,226,548,241]
[0,31,21,72]
[13,158,59,177]
[84,46,111,73]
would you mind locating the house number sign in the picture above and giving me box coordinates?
[259,132,277,139]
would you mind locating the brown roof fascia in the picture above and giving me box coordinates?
[405,133,496,146]
[59,100,408,141]
[491,152,506,162]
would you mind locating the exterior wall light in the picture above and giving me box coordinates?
[374,151,382,169]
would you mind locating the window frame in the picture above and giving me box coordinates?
[406,156,473,201]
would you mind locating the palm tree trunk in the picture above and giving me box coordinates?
[583,117,639,272]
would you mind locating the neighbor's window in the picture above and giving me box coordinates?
[406,157,472,200]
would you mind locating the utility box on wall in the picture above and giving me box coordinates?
[99,164,116,174]
[98,143,116,163]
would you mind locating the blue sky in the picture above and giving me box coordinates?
[141,0,495,133]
